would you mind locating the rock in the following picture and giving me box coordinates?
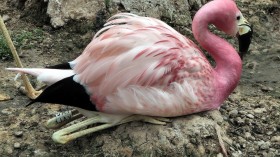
[197,144,205,155]
[253,108,267,114]
[13,131,23,138]
[246,114,254,119]
[47,0,106,28]
[232,150,242,157]
[271,136,280,143]
[235,117,245,125]
[3,145,13,154]
[0,93,11,101]
[266,131,273,135]
[1,108,12,115]
[238,111,247,115]
[13,142,21,149]
[244,132,255,140]
[261,86,274,92]
[34,149,49,156]
[238,136,246,144]
[262,49,268,53]
[229,109,238,117]
[257,140,271,150]
[46,0,199,29]
[2,15,11,22]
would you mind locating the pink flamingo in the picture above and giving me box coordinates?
[7,0,252,144]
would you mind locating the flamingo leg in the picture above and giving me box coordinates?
[46,109,83,129]
[0,16,41,99]
[52,114,169,144]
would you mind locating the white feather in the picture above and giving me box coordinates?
[7,68,74,85]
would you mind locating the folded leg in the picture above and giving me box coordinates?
[52,113,169,144]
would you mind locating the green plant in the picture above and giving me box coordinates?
[0,33,11,60]
[0,28,44,60]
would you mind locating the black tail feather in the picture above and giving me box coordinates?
[29,75,96,111]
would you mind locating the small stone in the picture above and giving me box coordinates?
[1,108,12,115]
[238,136,246,144]
[266,131,273,135]
[229,109,238,117]
[14,131,23,137]
[235,117,245,124]
[244,132,251,137]
[14,142,21,149]
[2,15,11,22]
[197,144,205,155]
[4,145,13,154]
[246,114,254,119]
[0,93,11,101]
[249,10,254,15]
[239,111,247,115]
[234,143,241,149]
[258,140,271,150]
[254,108,267,114]
[34,149,49,156]
[190,138,197,144]
[263,49,268,53]
[261,86,274,92]
[269,148,277,153]
[271,136,280,142]
[232,150,242,157]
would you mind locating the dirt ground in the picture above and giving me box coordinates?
[0,0,279,156]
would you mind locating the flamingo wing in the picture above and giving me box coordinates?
[71,13,215,117]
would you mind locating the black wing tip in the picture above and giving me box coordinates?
[31,75,96,111]
[46,62,71,69]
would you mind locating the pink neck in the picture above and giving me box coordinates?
[192,8,242,103]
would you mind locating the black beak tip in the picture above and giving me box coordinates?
[238,25,253,60]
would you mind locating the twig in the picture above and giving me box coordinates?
[215,124,228,157]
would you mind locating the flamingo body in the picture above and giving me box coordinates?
[8,0,252,118]
[67,13,217,117]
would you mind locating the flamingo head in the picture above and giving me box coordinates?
[193,0,253,59]
[200,0,253,59]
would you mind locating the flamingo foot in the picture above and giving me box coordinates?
[15,78,42,99]
[51,113,169,144]
[46,109,83,129]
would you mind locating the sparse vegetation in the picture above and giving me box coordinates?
[0,28,44,60]
[0,33,10,60]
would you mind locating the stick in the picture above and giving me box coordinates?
[0,15,37,99]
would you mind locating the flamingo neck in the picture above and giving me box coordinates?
[192,9,242,103]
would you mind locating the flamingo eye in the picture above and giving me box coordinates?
[236,15,241,21]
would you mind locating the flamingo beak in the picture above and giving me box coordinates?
[237,17,253,60]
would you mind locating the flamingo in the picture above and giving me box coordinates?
[6,0,252,144]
